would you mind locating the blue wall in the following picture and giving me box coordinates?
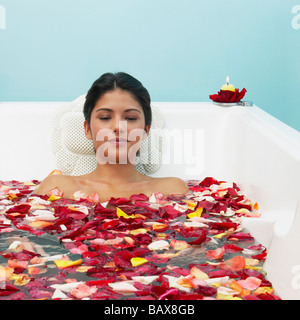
[0,0,299,131]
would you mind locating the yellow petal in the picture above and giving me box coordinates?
[76,266,93,273]
[116,207,135,219]
[244,265,263,271]
[130,257,148,267]
[187,207,203,219]
[188,202,197,210]
[210,282,222,288]
[129,228,148,235]
[183,200,197,210]
[217,292,242,300]
[29,221,53,229]
[47,194,61,201]
[9,273,31,286]
[254,286,274,295]
[152,223,168,231]
[156,233,168,239]
[213,232,227,239]
[7,194,18,200]
[54,259,82,269]
[190,266,209,280]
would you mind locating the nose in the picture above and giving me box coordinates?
[112,118,127,137]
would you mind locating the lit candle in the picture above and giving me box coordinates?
[221,76,236,92]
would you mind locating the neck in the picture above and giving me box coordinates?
[91,162,143,185]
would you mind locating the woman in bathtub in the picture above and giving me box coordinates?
[35,72,188,201]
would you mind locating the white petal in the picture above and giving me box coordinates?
[131,276,159,285]
[164,275,191,293]
[51,282,83,293]
[108,281,138,294]
[205,276,230,285]
[149,193,156,203]
[184,222,208,228]
[8,241,22,250]
[148,240,169,251]
[52,289,68,299]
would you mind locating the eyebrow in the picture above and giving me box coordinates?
[95,108,142,114]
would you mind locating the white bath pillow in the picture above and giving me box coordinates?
[51,95,165,176]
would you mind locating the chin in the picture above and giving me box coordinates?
[96,149,134,165]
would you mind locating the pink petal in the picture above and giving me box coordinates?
[70,283,97,299]
[237,277,262,290]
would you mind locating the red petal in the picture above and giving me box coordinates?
[252,249,267,260]
[227,233,254,241]
[108,197,131,206]
[196,285,217,297]
[210,221,238,230]
[0,284,20,296]
[129,194,149,202]
[113,250,135,268]
[199,177,220,187]
[196,200,215,211]
[223,244,243,253]
[188,230,207,245]
[208,269,238,279]
[6,204,31,214]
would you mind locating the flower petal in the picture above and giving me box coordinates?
[130,257,148,267]
[238,277,262,290]
[54,259,82,269]
[206,246,225,260]
[148,240,169,251]
[219,256,245,272]
[70,283,97,299]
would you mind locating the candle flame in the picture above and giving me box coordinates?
[226,76,230,84]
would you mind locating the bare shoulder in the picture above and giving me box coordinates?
[34,174,73,196]
[150,176,189,195]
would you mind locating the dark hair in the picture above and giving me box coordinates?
[83,72,152,127]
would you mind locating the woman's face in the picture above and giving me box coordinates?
[84,89,150,164]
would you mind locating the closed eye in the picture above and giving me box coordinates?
[99,117,138,121]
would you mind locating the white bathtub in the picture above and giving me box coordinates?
[0,101,300,299]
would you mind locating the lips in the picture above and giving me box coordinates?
[107,137,128,145]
